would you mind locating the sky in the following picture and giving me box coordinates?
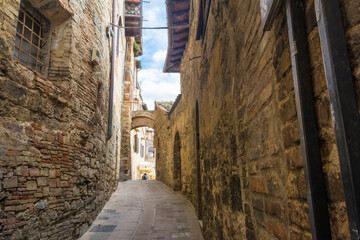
[138,1,180,110]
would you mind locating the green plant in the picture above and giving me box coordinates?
[133,41,140,55]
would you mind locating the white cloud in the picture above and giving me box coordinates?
[139,68,180,110]
[152,50,167,63]
[137,2,180,110]
[143,6,165,27]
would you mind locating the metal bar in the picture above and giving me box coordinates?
[110,23,189,30]
[106,0,117,141]
[286,0,332,239]
[315,0,360,238]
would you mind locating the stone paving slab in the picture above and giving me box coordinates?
[80,180,204,240]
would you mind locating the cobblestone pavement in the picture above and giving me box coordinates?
[80,180,204,240]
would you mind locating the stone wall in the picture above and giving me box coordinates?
[0,0,125,239]
[120,38,133,180]
[154,0,360,239]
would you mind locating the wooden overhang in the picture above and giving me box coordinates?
[125,0,143,37]
[163,0,190,73]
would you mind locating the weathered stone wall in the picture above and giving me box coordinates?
[120,37,136,180]
[155,0,360,239]
[0,0,125,239]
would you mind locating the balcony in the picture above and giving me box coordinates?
[125,0,143,37]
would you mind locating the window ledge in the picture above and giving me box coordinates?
[29,0,73,24]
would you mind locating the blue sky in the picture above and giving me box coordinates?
[138,1,180,110]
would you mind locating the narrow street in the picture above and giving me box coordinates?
[80,181,203,240]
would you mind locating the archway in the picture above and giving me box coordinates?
[173,132,181,191]
[131,111,155,130]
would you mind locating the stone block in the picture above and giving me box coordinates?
[267,222,287,240]
[26,181,37,191]
[29,168,40,177]
[250,177,267,193]
[48,179,57,188]
[280,97,297,122]
[37,177,47,186]
[282,123,300,149]
[267,176,282,197]
[3,122,22,133]
[252,197,264,211]
[43,186,50,196]
[3,176,18,189]
[7,217,16,224]
[34,193,43,198]
[15,166,28,176]
[265,200,282,219]
[7,150,21,156]
[40,168,49,177]
[53,188,62,196]
[254,209,265,226]
[49,170,56,178]
[286,146,303,170]
[60,181,69,187]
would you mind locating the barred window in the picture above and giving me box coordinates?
[14,3,49,74]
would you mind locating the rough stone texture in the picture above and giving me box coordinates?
[0,0,125,239]
[154,0,359,239]
[131,110,154,130]
[119,38,137,181]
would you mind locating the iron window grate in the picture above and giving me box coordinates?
[14,5,45,73]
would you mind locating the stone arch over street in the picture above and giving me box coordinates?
[131,111,155,130]
[173,131,181,191]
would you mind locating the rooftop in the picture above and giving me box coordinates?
[156,101,174,111]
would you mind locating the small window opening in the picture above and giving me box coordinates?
[14,2,49,74]
[134,134,139,153]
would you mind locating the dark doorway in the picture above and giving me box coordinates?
[196,101,203,220]
[173,132,181,191]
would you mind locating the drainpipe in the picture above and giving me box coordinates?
[285,1,332,239]
[315,0,360,238]
[107,0,117,141]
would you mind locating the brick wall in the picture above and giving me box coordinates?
[0,0,125,239]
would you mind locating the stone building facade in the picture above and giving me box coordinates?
[119,37,143,181]
[0,0,127,239]
[154,0,360,239]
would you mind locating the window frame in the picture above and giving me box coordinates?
[13,1,50,75]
